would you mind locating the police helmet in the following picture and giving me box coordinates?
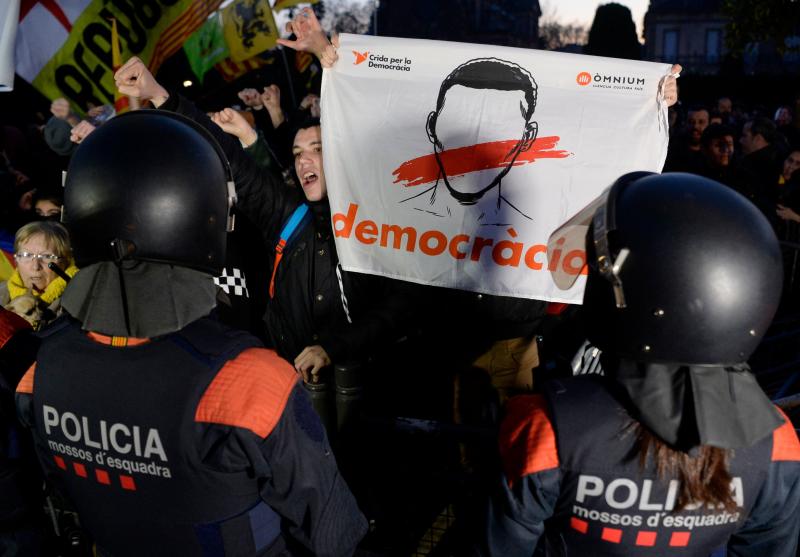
[62,110,236,274]
[549,172,783,365]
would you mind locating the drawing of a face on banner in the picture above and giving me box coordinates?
[327,33,671,301]
[397,58,542,225]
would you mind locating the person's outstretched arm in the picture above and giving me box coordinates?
[114,57,300,242]
[276,7,339,68]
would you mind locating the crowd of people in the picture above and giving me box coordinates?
[665,96,800,245]
[1,8,799,557]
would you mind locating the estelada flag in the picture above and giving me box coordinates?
[272,0,319,10]
[222,0,279,62]
[15,0,222,113]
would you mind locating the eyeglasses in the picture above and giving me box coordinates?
[14,252,62,263]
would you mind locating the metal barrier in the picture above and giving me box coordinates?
[303,362,365,441]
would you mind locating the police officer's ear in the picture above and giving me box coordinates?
[518,121,538,153]
[426,110,442,150]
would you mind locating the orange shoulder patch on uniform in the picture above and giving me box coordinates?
[772,407,800,462]
[195,348,299,438]
[16,363,36,394]
[499,394,559,486]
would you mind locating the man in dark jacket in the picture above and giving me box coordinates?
[115,57,414,384]
[734,117,787,224]
[663,106,709,172]
[15,111,366,556]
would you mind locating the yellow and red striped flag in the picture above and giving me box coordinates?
[15,0,223,114]
[110,18,130,113]
[295,50,313,74]
[149,0,226,73]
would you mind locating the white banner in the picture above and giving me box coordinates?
[0,0,20,92]
[322,34,671,303]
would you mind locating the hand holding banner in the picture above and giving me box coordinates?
[321,34,672,303]
[15,0,223,111]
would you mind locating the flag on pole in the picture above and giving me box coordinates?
[184,14,229,83]
[222,0,279,62]
[272,0,319,11]
[110,18,129,113]
[15,0,222,112]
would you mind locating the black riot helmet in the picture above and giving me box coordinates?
[548,172,783,366]
[62,110,236,274]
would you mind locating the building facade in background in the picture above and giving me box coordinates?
[376,0,541,48]
[643,0,799,75]
[643,0,727,75]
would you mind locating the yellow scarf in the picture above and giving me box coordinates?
[7,265,79,305]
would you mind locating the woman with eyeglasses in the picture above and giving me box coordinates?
[0,221,77,329]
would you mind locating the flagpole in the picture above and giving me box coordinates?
[109,18,134,113]
[278,46,298,109]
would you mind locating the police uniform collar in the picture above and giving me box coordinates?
[605,356,783,451]
[61,261,217,338]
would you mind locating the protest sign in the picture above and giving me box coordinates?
[15,0,222,110]
[322,34,671,302]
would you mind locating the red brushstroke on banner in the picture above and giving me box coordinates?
[392,136,570,187]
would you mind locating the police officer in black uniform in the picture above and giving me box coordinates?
[15,111,367,556]
[479,172,800,556]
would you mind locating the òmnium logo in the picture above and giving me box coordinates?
[352,50,413,72]
[576,71,646,92]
